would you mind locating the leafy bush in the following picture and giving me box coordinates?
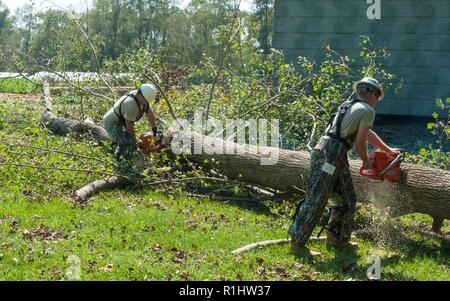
[408,98,450,170]
[162,36,399,152]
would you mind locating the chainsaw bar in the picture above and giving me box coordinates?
[379,153,404,176]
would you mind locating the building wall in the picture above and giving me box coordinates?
[273,0,450,116]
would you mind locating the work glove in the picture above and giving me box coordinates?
[155,131,164,144]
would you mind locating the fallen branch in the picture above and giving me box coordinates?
[231,237,328,254]
[10,142,114,167]
[42,81,111,141]
[74,176,132,202]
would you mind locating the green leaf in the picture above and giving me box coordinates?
[427,123,434,130]
[435,98,445,110]
[432,112,439,119]
[419,148,428,156]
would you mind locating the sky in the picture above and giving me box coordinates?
[2,0,253,14]
[2,0,90,13]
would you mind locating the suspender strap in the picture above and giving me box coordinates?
[325,98,362,149]
[113,93,148,126]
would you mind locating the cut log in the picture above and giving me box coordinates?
[172,131,450,230]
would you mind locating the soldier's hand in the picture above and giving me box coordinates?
[362,160,373,170]
[155,131,164,144]
[387,147,403,157]
[137,139,144,149]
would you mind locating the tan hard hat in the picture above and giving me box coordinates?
[353,77,385,100]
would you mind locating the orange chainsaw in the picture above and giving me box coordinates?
[359,150,405,182]
[138,131,164,155]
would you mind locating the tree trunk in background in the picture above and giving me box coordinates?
[110,0,121,59]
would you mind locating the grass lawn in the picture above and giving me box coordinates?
[1,93,449,281]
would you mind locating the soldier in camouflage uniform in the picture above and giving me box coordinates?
[103,84,159,179]
[289,78,401,254]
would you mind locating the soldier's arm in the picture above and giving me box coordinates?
[355,124,371,169]
[125,120,137,143]
[367,130,400,156]
[146,106,157,130]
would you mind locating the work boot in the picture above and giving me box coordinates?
[326,231,358,250]
[290,241,321,257]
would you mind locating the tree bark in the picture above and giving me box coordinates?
[172,131,450,231]
[73,176,132,202]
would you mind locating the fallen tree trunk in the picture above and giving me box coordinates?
[173,131,450,232]
[42,81,111,141]
[40,84,450,232]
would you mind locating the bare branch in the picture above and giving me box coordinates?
[142,65,182,126]
[205,7,242,123]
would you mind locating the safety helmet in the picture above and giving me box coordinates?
[139,83,157,102]
[353,77,385,100]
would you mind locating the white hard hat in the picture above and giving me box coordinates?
[353,77,385,100]
[139,83,157,102]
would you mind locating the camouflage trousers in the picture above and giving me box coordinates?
[103,119,141,179]
[288,136,357,246]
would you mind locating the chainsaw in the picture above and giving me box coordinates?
[359,150,405,182]
[138,131,164,155]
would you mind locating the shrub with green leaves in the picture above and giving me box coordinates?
[408,98,450,170]
[165,36,399,151]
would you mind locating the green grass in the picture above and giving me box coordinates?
[0,78,42,94]
[0,93,449,280]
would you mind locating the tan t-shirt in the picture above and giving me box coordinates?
[103,94,143,124]
[332,101,375,139]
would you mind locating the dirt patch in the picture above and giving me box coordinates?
[0,93,43,104]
